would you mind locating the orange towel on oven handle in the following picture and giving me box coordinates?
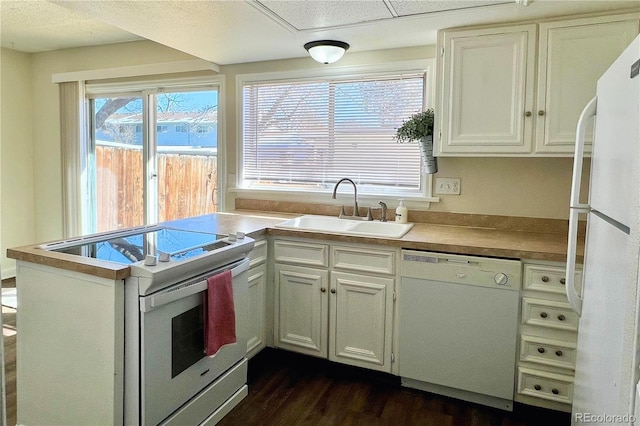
[203,270,237,356]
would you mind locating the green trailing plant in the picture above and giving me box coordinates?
[395,108,434,143]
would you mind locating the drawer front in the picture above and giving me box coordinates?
[520,335,577,370]
[332,246,395,275]
[523,264,582,295]
[517,367,573,405]
[249,238,268,268]
[274,240,329,267]
[522,297,579,332]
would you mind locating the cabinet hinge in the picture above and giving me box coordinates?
[391,352,395,363]
[393,291,396,301]
[441,47,444,57]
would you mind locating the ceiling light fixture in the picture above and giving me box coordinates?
[304,40,350,64]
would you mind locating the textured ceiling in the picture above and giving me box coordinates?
[0,1,142,52]
[2,0,639,65]
[257,0,512,30]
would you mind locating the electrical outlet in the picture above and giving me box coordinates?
[435,178,461,195]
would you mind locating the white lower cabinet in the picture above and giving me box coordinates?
[246,237,268,358]
[516,261,582,412]
[274,238,396,372]
[330,271,394,371]
[275,263,329,357]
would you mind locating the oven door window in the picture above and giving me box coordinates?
[172,304,204,378]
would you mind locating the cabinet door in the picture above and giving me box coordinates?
[246,264,267,359]
[329,271,394,372]
[274,263,328,358]
[536,16,639,153]
[438,24,537,155]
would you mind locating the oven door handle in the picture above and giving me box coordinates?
[140,258,249,312]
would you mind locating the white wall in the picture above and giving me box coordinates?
[1,48,35,278]
[428,157,590,218]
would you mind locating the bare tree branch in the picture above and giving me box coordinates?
[95,98,136,128]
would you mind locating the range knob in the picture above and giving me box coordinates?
[494,273,509,285]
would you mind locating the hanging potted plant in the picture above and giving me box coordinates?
[395,108,438,174]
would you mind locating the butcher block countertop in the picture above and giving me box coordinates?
[7,209,582,281]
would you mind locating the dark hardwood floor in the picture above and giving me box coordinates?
[219,348,571,426]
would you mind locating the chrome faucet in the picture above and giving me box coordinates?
[331,178,360,218]
[378,201,388,222]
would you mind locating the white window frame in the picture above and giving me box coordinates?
[234,60,438,207]
[83,76,226,233]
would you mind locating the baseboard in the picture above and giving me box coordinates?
[1,266,16,281]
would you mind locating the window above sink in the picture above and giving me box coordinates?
[235,60,437,204]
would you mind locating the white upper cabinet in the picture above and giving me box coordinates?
[436,13,640,156]
[438,25,537,155]
[535,15,640,154]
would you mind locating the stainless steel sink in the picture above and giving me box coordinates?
[274,215,414,239]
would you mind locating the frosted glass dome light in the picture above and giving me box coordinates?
[304,40,350,64]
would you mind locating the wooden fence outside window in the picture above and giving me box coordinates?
[96,145,218,231]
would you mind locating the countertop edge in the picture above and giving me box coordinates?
[7,212,577,279]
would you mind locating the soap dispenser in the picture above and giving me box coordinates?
[395,200,408,224]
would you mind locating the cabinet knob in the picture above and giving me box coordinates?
[540,312,548,318]
[541,275,550,282]
[320,287,326,293]
[557,314,566,321]
[560,278,566,285]
[534,384,542,391]
[330,288,336,294]
[525,111,532,117]
[537,347,545,354]
[552,388,559,395]
[555,350,563,357]
[538,110,545,116]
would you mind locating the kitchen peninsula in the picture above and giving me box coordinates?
[7,204,583,424]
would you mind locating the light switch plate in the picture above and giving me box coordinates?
[435,178,461,195]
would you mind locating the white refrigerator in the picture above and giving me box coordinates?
[566,35,640,425]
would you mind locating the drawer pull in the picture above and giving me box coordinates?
[552,388,560,395]
[538,110,545,116]
[560,278,566,285]
[555,350,563,357]
[330,288,336,294]
[320,287,326,293]
[537,347,546,354]
[534,384,542,391]
[540,312,548,319]
[541,276,550,282]
[557,314,566,321]
[525,111,532,117]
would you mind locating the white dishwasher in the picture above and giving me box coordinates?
[399,250,521,411]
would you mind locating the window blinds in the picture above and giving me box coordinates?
[242,73,424,193]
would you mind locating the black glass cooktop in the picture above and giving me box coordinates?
[50,227,229,265]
